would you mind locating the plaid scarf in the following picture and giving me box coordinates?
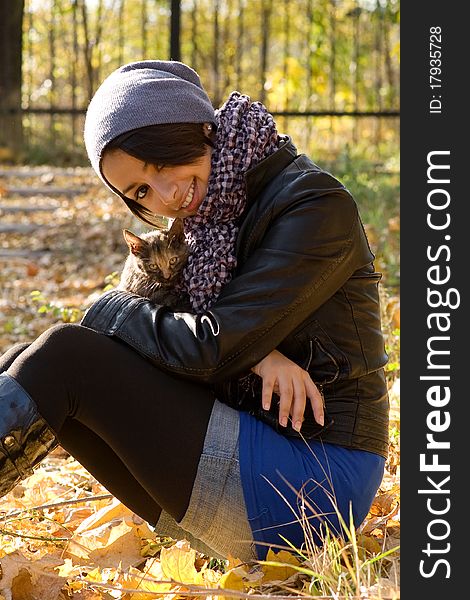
[179,92,279,313]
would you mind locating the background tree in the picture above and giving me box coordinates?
[11,0,399,165]
[0,0,25,159]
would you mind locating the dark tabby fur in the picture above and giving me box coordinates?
[119,218,191,310]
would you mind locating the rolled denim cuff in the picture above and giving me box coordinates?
[153,510,223,559]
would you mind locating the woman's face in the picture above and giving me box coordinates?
[101,147,212,219]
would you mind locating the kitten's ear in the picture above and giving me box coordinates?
[168,218,185,245]
[123,229,147,256]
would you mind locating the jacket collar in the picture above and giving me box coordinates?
[245,135,298,202]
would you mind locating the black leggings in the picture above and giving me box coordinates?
[1,324,216,525]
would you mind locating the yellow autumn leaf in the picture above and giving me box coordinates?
[219,563,263,596]
[194,566,221,588]
[160,539,198,583]
[83,567,104,582]
[226,553,243,570]
[73,497,132,533]
[218,566,247,592]
[118,563,172,599]
[260,549,302,582]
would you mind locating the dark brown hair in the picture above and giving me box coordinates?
[103,122,216,227]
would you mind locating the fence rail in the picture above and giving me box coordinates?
[1,108,401,117]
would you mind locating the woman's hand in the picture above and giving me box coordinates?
[251,349,324,432]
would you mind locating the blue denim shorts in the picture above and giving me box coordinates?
[154,399,257,562]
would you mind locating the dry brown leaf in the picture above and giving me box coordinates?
[0,551,65,600]
[370,484,400,517]
[356,534,383,555]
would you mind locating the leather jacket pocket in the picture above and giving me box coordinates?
[294,319,351,385]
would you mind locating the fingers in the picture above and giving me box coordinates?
[254,349,326,433]
[278,374,325,431]
[290,378,307,432]
[277,378,293,427]
[261,376,275,411]
[278,376,307,431]
[306,377,325,426]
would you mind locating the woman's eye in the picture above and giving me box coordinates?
[136,185,148,200]
[169,257,178,265]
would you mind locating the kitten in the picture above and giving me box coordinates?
[119,218,191,310]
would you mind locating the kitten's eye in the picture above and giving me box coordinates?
[149,263,158,270]
[169,257,179,266]
[136,185,148,200]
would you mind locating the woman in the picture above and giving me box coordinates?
[0,60,389,562]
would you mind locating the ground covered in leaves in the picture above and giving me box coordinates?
[0,167,400,599]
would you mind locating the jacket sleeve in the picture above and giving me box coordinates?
[81,178,369,383]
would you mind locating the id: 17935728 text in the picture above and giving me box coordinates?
[429,26,442,114]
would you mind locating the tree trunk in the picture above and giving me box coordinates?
[80,0,94,102]
[329,0,336,111]
[118,0,125,65]
[191,0,198,69]
[141,0,148,58]
[49,0,56,146]
[71,0,79,146]
[170,0,181,61]
[283,0,290,111]
[212,0,220,106]
[260,0,272,104]
[0,0,25,160]
[235,0,244,90]
[383,0,395,108]
[374,0,383,145]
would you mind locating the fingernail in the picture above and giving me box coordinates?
[280,416,288,427]
[318,415,325,426]
[263,403,270,411]
[294,420,302,432]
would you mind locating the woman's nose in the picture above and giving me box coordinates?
[155,176,178,207]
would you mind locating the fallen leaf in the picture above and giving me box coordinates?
[160,539,198,583]
[73,497,132,534]
[0,551,65,600]
[26,262,40,277]
[67,518,142,569]
[260,549,301,582]
[219,563,263,593]
[118,563,172,599]
[218,566,247,593]
[357,534,383,555]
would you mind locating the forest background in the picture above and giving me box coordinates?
[0,1,400,599]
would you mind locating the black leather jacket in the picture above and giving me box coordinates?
[81,136,390,458]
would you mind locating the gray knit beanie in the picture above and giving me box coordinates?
[84,60,215,180]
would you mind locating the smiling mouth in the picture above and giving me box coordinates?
[181,179,196,209]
